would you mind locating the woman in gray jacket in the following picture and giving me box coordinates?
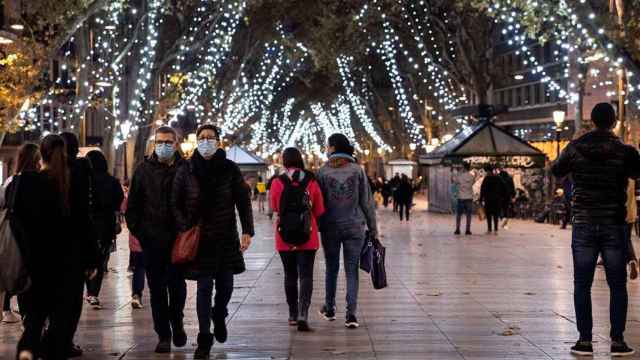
[317,133,378,329]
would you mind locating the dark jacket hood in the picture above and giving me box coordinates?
[573,130,623,162]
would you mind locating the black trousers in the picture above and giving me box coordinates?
[144,249,187,340]
[485,203,500,232]
[18,269,85,359]
[86,251,110,297]
[279,250,316,319]
[398,202,411,221]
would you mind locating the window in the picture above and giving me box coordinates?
[516,87,522,107]
[524,86,531,106]
[534,83,541,104]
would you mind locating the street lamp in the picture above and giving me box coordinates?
[553,110,566,160]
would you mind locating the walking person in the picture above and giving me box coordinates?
[0,143,41,325]
[317,134,378,329]
[381,179,391,208]
[58,132,100,358]
[84,151,124,310]
[553,103,640,357]
[453,162,474,235]
[269,147,325,332]
[480,165,506,234]
[172,124,254,359]
[121,190,145,309]
[12,135,96,360]
[396,174,414,222]
[126,126,188,354]
[561,177,574,229]
[498,169,515,229]
[256,176,267,213]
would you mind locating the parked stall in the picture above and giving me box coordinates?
[419,120,547,214]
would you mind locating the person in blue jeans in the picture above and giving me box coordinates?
[317,133,378,329]
[552,103,640,357]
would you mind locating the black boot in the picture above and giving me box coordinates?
[297,303,312,332]
[172,319,187,347]
[212,307,228,343]
[194,333,214,359]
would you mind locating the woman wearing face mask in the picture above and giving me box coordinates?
[172,124,254,359]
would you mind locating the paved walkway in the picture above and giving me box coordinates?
[2,198,640,359]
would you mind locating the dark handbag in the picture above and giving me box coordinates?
[359,232,388,289]
[172,225,201,265]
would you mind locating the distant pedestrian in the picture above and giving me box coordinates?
[381,179,391,208]
[84,151,124,310]
[266,172,280,219]
[552,102,640,357]
[390,174,400,212]
[317,134,378,329]
[121,193,145,309]
[561,177,573,229]
[498,169,515,229]
[171,124,254,359]
[256,176,267,213]
[480,165,506,234]
[270,147,325,332]
[453,162,475,235]
[126,126,188,354]
[395,174,414,222]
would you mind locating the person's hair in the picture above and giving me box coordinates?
[463,162,471,171]
[484,164,494,173]
[86,150,109,174]
[282,147,305,170]
[15,143,41,174]
[591,103,616,130]
[258,176,263,182]
[155,126,177,141]
[40,134,70,207]
[60,132,79,160]
[196,124,220,139]
[328,133,354,156]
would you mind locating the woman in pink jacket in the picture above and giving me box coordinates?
[270,147,325,331]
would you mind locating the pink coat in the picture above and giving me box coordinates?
[270,170,325,252]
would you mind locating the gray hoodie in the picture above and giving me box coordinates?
[317,154,378,237]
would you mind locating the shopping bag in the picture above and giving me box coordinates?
[360,232,387,289]
[477,206,486,221]
[171,225,201,265]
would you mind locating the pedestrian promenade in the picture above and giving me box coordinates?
[2,198,640,359]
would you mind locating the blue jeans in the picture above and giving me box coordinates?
[131,251,146,298]
[196,271,234,335]
[572,224,628,342]
[322,224,366,317]
[455,199,473,233]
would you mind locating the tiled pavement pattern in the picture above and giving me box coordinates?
[2,198,640,359]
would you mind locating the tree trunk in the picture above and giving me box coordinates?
[71,25,92,138]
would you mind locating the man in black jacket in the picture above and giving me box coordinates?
[59,132,100,358]
[552,103,640,357]
[125,127,187,354]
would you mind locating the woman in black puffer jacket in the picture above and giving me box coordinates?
[171,124,254,359]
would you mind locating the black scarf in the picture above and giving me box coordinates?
[191,148,227,206]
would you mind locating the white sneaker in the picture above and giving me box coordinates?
[86,296,102,309]
[1,311,20,323]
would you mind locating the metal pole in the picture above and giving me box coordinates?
[123,142,128,182]
[556,130,561,160]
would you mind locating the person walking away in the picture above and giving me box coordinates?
[498,169,515,229]
[270,147,325,332]
[552,103,640,357]
[59,132,100,358]
[480,165,506,234]
[625,179,638,280]
[391,174,401,212]
[450,179,459,216]
[126,126,188,354]
[84,151,124,309]
[172,125,254,359]
[396,175,414,222]
[0,144,41,325]
[266,172,280,220]
[381,179,391,208]
[12,135,95,360]
[453,162,475,235]
[256,176,267,213]
[121,189,146,309]
[317,133,378,329]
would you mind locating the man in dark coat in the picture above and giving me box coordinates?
[552,103,640,357]
[59,132,100,358]
[125,127,188,354]
[480,165,506,234]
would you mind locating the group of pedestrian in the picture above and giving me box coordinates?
[373,174,416,222]
[452,162,516,235]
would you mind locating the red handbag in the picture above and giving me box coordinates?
[172,225,201,265]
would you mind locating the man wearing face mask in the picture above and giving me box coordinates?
[125,126,188,354]
[172,124,254,359]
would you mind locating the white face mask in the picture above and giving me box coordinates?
[197,139,218,158]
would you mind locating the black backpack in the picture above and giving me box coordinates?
[277,171,313,246]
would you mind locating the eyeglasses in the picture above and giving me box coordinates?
[155,140,175,145]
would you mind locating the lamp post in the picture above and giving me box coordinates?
[553,110,566,160]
